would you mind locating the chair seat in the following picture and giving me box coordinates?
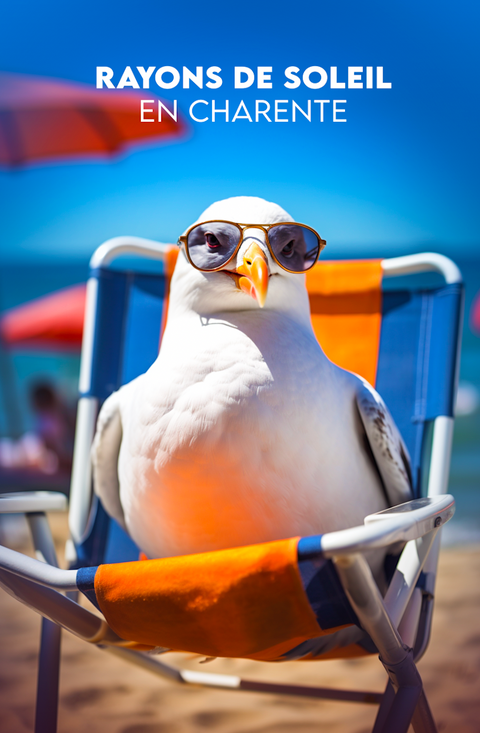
[77,535,375,661]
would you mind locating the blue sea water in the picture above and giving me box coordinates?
[0,255,479,543]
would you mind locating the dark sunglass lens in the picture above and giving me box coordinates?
[269,225,320,272]
[187,222,240,270]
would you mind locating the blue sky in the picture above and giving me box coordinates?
[0,0,479,262]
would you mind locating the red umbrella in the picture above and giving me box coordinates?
[0,72,187,167]
[0,284,86,350]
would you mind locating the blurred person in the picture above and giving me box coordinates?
[29,381,76,473]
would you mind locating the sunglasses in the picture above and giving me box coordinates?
[178,221,326,274]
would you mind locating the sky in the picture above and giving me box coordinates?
[0,0,479,263]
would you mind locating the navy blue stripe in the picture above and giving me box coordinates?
[76,565,102,611]
[76,565,98,591]
[297,538,358,630]
[297,555,359,630]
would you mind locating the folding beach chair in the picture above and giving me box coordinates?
[0,237,463,733]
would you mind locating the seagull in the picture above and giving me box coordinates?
[92,196,412,584]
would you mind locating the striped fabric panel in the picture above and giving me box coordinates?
[76,537,371,661]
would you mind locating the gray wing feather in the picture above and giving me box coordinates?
[91,390,127,530]
[355,376,413,508]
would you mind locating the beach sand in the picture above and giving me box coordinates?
[0,513,479,733]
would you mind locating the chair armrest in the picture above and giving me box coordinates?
[0,491,68,514]
[299,495,455,560]
[0,568,122,644]
[382,252,462,284]
[0,543,78,590]
[0,495,454,591]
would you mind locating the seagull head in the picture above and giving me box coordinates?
[171,196,323,321]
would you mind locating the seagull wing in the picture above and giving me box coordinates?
[91,389,126,529]
[355,376,413,508]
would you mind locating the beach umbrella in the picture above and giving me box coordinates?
[0,284,86,351]
[0,71,187,167]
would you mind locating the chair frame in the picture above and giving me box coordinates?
[0,239,463,733]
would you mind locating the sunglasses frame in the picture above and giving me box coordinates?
[177,220,327,274]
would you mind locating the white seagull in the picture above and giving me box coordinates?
[92,196,412,583]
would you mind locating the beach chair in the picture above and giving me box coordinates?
[0,237,463,733]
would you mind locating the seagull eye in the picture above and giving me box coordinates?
[281,240,295,258]
[205,232,221,250]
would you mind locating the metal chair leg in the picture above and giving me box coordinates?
[34,618,61,733]
[412,689,438,733]
[379,682,422,733]
[372,680,396,733]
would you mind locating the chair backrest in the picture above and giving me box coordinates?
[71,245,463,568]
[73,257,176,566]
[306,259,463,496]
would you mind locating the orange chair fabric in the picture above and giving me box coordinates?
[306,260,383,386]
[94,538,353,661]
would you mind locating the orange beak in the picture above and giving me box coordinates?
[235,243,269,308]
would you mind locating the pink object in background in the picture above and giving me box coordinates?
[471,291,480,335]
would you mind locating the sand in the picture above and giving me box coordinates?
[0,512,479,733]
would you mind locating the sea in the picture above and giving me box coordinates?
[0,255,479,545]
